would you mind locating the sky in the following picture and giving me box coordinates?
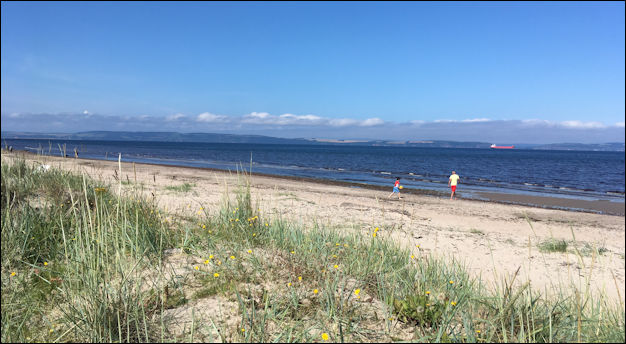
[1,1,624,143]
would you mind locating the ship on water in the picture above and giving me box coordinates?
[490,144,515,149]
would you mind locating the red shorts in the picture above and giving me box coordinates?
[451,185,457,192]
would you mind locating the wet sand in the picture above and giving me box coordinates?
[476,192,625,216]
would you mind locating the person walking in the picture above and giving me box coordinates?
[388,177,402,199]
[448,171,460,200]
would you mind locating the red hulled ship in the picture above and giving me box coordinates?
[490,144,515,149]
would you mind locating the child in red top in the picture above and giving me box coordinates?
[388,177,401,199]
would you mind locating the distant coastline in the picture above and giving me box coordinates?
[2,131,624,151]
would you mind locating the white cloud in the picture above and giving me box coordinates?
[461,118,491,122]
[432,118,491,123]
[246,112,270,119]
[294,114,323,122]
[83,110,89,115]
[329,118,358,127]
[616,122,625,128]
[559,121,606,129]
[521,119,608,129]
[360,118,384,126]
[166,113,186,121]
[242,112,325,125]
[196,112,228,123]
[409,120,425,126]
[521,119,549,125]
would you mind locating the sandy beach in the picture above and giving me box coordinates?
[4,151,625,304]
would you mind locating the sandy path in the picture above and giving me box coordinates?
[6,152,625,305]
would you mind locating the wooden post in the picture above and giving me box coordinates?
[118,153,122,196]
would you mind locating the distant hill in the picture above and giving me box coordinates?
[1,131,624,151]
[1,131,311,145]
[0,131,492,148]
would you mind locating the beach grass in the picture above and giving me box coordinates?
[537,239,569,253]
[1,154,624,342]
[165,182,196,193]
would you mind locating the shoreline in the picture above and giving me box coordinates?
[7,149,625,216]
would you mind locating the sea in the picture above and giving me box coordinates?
[3,138,625,204]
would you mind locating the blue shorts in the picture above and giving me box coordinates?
[393,187,399,193]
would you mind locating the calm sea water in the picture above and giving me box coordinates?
[4,139,625,202]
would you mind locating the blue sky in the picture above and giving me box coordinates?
[1,1,624,143]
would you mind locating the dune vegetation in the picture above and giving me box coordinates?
[1,154,624,342]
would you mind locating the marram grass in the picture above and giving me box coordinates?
[1,154,624,342]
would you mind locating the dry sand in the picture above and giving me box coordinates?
[5,151,625,305]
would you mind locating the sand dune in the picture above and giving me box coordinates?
[6,151,625,304]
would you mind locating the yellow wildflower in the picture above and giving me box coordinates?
[411,255,415,259]
[333,264,339,269]
[247,249,252,254]
[202,224,206,229]
[214,273,219,278]
[204,260,210,265]
[230,255,235,260]
[373,232,377,237]
[194,266,199,270]
[287,282,292,287]
[449,280,454,284]
[321,333,329,341]
[354,289,361,296]
[313,289,319,294]
[43,262,48,266]
[450,301,457,306]
[298,276,302,281]
[11,272,16,277]
[209,255,214,259]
